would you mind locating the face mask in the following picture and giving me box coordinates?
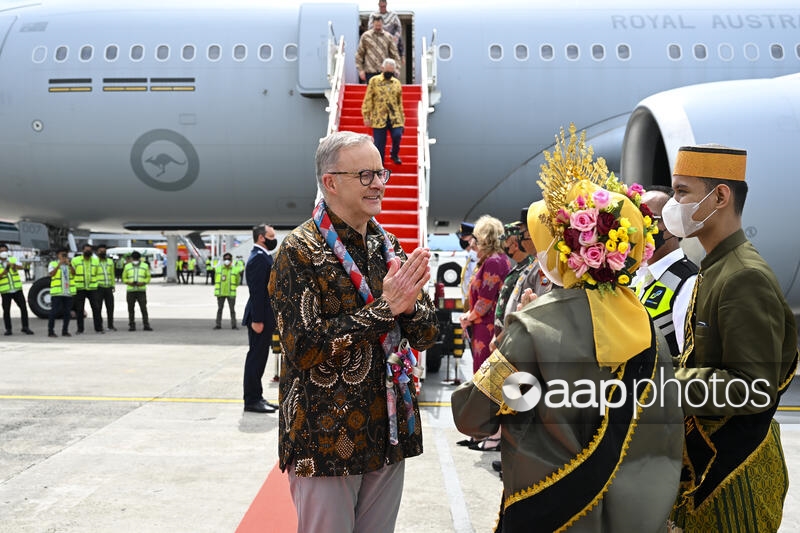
[652,230,666,250]
[0,252,7,259]
[98,252,106,259]
[662,189,717,238]
[223,259,231,266]
[265,237,278,251]
[383,71,394,80]
[536,244,563,287]
[83,251,92,258]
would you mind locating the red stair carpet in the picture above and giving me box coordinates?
[338,83,423,252]
[236,462,297,533]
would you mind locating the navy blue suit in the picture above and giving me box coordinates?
[242,245,276,405]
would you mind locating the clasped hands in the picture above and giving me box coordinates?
[382,247,431,316]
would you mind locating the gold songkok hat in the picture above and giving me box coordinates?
[673,144,747,181]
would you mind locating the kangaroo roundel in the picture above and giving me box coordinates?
[130,129,200,191]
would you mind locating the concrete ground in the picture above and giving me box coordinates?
[1,279,799,532]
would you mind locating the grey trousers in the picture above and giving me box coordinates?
[288,460,405,533]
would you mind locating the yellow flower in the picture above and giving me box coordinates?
[618,241,629,254]
[643,215,652,227]
[583,274,597,286]
[557,241,571,254]
[608,229,618,241]
[619,230,630,242]
[605,240,617,252]
[646,233,655,246]
[617,273,630,285]
[619,217,631,228]
[559,252,569,263]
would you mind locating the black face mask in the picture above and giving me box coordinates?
[265,237,278,251]
[653,230,666,250]
[383,71,394,80]
[83,251,92,258]
[459,238,470,250]
[98,252,106,259]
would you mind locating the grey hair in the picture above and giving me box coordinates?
[315,131,374,190]
[382,58,397,69]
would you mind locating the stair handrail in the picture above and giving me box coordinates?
[417,34,437,249]
[324,28,346,138]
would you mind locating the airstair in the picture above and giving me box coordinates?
[323,32,436,253]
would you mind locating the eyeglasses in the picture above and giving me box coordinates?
[328,168,391,186]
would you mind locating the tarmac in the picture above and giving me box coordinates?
[1,278,799,532]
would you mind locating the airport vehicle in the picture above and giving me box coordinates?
[0,0,798,318]
[105,247,166,277]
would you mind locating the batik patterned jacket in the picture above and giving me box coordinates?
[269,212,438,477]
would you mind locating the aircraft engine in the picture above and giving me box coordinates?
[620,74,800,316]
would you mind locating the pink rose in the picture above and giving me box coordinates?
[580,242,605,268]
[592,189,611,209]
[579,229,597,246]
[567,253,589,278]
[606,250,627,271]
[570,208,598,232]
[643,242,655,263]
[576,195,587,209]
[628,183,644,196]
[556,208,571,224]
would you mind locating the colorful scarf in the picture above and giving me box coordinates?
[313,200,416,445]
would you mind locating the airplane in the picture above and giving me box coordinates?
[0,0,799,318]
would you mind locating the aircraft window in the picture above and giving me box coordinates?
[616,44,630,60]
[515,44,528,61]
[259,44,273,61]
[718,43,734,61]
[591,44,605,60]
[208,44,221,61]
[489,44,502,61]
[566,44,579,60]
[55,46,68,62]
[693,44,707,60]
[130,44,144,62]
[233,44,247,61]
[182,45,195,61]
[80,45,93,62]
[771,44,784,60]
[32,46,47,63]
[540,44,554,61]
[438,44,452,61]
[743,43,759,61]
[105,45,118,61]
[797,44,800,59]
[156,45,169,61]
[284,44,298,61]
[668,44,681,60]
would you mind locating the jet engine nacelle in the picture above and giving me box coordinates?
[621,74,800,316]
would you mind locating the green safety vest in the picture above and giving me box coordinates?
[71,255,100,290]
[214,265,240,297]
[49,261,77,296]
[640,257,698,356]
[188,258,196,270]
[0,257,22,294]
[122,262,151,292]
[93,257,116,288]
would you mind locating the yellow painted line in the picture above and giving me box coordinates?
[49,87,92,93]
[150,86,195,92]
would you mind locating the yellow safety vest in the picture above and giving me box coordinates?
[0,257,22,293]
[122,262,151,292]
[71,255,100,290]
[93,257,116,288]
[49,261,77,296]
[214,265,240,297]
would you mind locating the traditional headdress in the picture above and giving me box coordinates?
[530,124,657,369]
[673,144,747,181]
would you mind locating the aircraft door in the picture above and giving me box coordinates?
[297,3,360,95]
[0,16,17,55]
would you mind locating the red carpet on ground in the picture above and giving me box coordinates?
[236,462,297,533]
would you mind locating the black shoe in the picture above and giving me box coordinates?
[143,325,153,331]
[468,438,501,452]
[61,332,72,337]
[22,329,34,335]
[48,332,58,338]
[491,460,503,473]
[4,331,11,336]
[456,438,477,447]
[75,329,84,335]
[213,325,222,330]
[129,326,136,331]
[108,326,117,331]
[231,326,239,330]
[244,400,277,414]
[391,156,402,165]
[96,329,105,334]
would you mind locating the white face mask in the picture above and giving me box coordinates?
[223,259,231,266]
[132,261,140,266]
[0,252,7,259]
[662,189,717,238]
[536,240,563,287]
